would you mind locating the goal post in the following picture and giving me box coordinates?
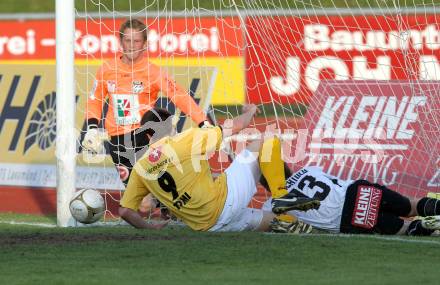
[56,0,76,227]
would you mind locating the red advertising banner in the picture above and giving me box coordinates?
[0,17,242,59]
[246,14,440,104]
[286,80,440,197]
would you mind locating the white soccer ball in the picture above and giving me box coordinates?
[69,189,105,224]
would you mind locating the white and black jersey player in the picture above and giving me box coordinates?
[262,166,440,236]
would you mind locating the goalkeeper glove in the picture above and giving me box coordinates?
[82,126,108,153]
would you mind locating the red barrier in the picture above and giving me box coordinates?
[0,17,242,59]
[0,186,56,214]
[293,80,440,197]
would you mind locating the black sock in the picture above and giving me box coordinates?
[406,220,434,236]
[417,198,440,216]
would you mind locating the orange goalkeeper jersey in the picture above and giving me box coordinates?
[86,56,207,136]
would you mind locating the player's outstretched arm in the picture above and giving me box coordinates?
[119,207,168,229]
[226,103,260,135]
[119,165,168,229]
[159,69,207,126]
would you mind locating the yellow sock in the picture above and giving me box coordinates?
[277,214,297,223]
[259,137,288,199]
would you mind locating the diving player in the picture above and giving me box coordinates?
[118,104,319,231]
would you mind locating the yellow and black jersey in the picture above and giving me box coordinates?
[120,126,227,231]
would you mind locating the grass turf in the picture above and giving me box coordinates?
[1,213,439,285]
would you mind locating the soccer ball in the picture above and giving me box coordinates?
[69,189,105,224]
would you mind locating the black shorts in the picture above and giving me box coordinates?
[340,180,410,235]
[108,128,149,185]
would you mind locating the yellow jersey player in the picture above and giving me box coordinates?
[119,104,319,231]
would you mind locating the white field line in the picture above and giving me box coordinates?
[0,220,56,228]
[3,221,438,245]
[0,219,186,228]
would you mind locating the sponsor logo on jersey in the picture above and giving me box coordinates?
[112,94,141,125]
[148,147,162,163]
[146,157,173,174]
[351,185,382,229]
[132,81,144,93]
[116,99,131,117]
[107,80,116,93]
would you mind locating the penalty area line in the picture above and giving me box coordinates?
[0,220,56,228]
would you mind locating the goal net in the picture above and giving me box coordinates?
[67,0,440,225]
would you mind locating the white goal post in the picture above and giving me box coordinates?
[56,0,76,227]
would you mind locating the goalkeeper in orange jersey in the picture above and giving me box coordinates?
[118,104,320,231]
[82,18,210,186]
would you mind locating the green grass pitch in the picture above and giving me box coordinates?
[1,213,440,285]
